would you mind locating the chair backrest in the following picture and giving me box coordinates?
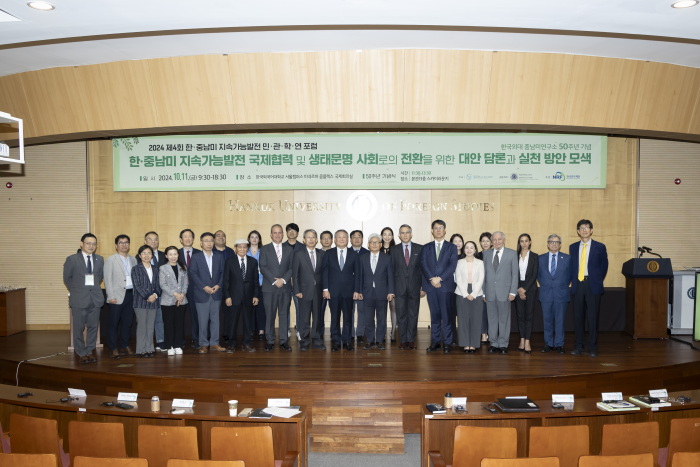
[68,421,127,466]
[453,426,518,467]
[667,418,700,467]
[74,457,148,467]
[0,419,10,454]
[8,414,63,467]
[482,458,559,467]
[672,452,700,467]
[579,453,653,467]
[601,421,659,467]
[138,425,199,467]
[0,453,57,467]
[168,461,246,467]
[210,426,274,467]
[529,425,589,467]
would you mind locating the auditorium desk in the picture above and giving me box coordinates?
[421,389,700,467]
[0,385,307,467]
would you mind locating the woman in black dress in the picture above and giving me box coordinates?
[381,227,397,343]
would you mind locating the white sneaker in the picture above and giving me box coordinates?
[296,331,301,340]
[167,348,175,356]
[155,346,164,352]
[288,330,291,338]
[175,347,183,355]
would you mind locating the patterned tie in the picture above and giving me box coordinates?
[86,255,92,274]
[404,245,410,266]
[310,251,316,270]
[276,244,281,264]
[578,243,587,282]
[339,250,345,271]
[436,242,441,260]
[186,250,191,268]
[550,254,556,276]
[241,258,246,279]
[493,250,500,271]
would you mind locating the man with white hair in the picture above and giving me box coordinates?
[357,233,395,350]
[537,234,571,354]
[223,238,260,353]
[293,229,326,351]
[482,231,518,354]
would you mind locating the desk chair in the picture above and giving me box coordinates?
[68,421,127,466]
[579,453,653,467]
[138,425,199,467]
[0,453,56,467]
[74,457,148,467]
[429,426,517,467]
[529,425,589,467]
[211,426,297,467]
[8,414,69,467]
[601,421,659,467]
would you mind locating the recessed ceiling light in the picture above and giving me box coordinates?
[27,2,55,10]
[671,0,698,8]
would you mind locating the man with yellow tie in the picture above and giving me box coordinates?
[569,219,608,358]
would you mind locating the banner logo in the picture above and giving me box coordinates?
[554,172,566,181]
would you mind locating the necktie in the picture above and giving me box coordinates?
[339,250,345,271]
[310,251,316,270]
[436,242,441,260]
[276,244,281,264]
[493,250,500,271]
[550,254,556,277]
[151,256,156,267]
[87,255,92,274]
[186,250,191,268]
[405,245,410,266]
[371,255,377,273]
[578,243,587,281]
[241,258,246,279]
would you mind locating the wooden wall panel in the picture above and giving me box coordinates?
[74,61,159,132]
[224,190,295,245]
[403,50,491,123]
[430,189,501,245]
[0,73,36,138]
[315,50,404,123]
[155,191,226,249]
[148,55,235,127]
[487,52,573,124]
[229,52,317,124]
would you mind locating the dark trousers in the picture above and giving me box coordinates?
[320,298,328,336]
[229,303,254,347]
[363,294,388,344]
[395,292,420,343]
[329,296,353,345]
[573,279,601,351]
[108,289,134,351]
[188,288,199,342]
[449,296,458,344]
[426,291,453,345]
[221,299,234,341]
[541,299,567,348]
[515,284,537,340]
[253,293,266,334]
[162,304,185,350]
[298,291,322,347]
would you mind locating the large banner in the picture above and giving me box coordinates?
[113,133,607,191]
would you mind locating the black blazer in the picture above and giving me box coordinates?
[322,247,361,299]
[223,255,260,306]
[358,252,395,299]
[390,242,423,297]
[293,248,325,300]
[518,250,539,292]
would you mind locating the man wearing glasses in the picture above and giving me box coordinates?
[569,219,608,358]
[537,234,571,355]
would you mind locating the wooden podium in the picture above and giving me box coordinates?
[622,258,673,339]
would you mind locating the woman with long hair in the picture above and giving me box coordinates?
[516,233,539,353]
[131,245,161,358]
[448,233,465,345]
[476,232,492,345]
[381,227,397,343]
[455,240,484,353]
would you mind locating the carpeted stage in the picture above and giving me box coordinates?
[1,330,698,432]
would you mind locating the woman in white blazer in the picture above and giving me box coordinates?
[454,241,485,353]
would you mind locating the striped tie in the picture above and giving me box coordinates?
[550,254,556,276]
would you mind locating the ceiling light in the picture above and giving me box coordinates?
[27,2,54,10]
[671,0,698,8]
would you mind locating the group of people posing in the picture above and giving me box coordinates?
[62,218,608,362]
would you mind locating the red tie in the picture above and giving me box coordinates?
[186,250,191,268]
[405,245,410,266]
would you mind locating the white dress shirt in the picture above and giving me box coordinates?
[119,254,133,289]
[145,264,153,282]
[402,242,411,257]
[519,252,529,281]
[579,239,592,276]
[81,251,92,268]
[203,250,213,277]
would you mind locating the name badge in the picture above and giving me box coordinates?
[172,399,194,408]
[85,274,95,286]
[117,392,138,402]
[649,389,668,399]
[552,394,575,403]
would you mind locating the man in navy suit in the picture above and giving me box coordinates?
[538,234,571,354]
[223,238,260,353]
[569,219,608,358]
[189,232,226,354]
[358,233,395,350]
[179,229,201,348]
[322,229,361,352]
[420,220,458,353]
[349,230,370,343]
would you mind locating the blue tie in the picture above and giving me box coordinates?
[550,254,556,276]
[339,250,345,271]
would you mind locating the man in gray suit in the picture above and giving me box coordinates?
[104,234,137,359]
[482,231,518,354]
[63,233,105,363]
[260,224,294,352]
[293,229,326,352]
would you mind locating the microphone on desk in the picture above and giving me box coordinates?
[638,246,662,259]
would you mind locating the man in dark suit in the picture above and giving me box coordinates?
[214,230,236,345]
[179,229,201,348]
[538,234,572,354]
[358,233,395,350]
[63,233,105,363]
[420,220,458,353]
[189,232,226,354]
[145,231,167,352]
[223,238,260,353]
[569,219,608,358]
[293,229,326,351]
[349,230,369,343]
[322,229,361,352]
[390,224,423,350]
[260,224,294,352]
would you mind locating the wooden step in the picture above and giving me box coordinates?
[309,425,404,454]
[312,399,402,426]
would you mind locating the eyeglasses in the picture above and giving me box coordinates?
[548,241,561,244]
[118,242,130,245]
[83,242,97,247]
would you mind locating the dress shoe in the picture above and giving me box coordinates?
[343,343,354,351]
[408,342,417,350]
[191,340,201,349]
[470,349,476,353]
[265,343,274,352]
[488,346,499,353]
[311,342,326,350]
[363,342,373,350]
[110,349,121,360]
[517,347,525,352]
[332,343,341,352]
[556,346,565,354]
[398,343,407,350]
[242,345,256,353]
[87,353,96,362]
[377,342,385,350]
[391,338,396,343]
[79,355,89,364]
[589,350,598,358]
[525,349,532,354]
[120,346,134,355]
[280,343,292,352]
[199,346,209,354]
[299,345,309,352]
[500,348,508,355]
[570,348,588,356]
[426,342,441,352]
[211,344,227,352]
[443,346,451,354]
[541,345,553,353]
[226,346,236,353]
[356,336,365,344]
[258,333,266,341]
[139,352,150,358]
